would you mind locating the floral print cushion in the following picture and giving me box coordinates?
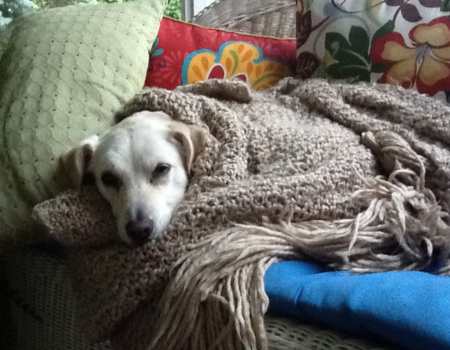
[296,0,450,102]
[145,17,296,91]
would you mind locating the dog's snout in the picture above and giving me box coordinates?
[126,218,154,246]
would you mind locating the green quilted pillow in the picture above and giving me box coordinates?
[0,0,166,247]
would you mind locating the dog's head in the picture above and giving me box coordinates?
[61,111,206,246]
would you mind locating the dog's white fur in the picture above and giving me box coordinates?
[61,111,206,246]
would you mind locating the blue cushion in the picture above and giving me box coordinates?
[264,261,450,350]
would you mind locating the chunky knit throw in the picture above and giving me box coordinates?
[34,78,450,350]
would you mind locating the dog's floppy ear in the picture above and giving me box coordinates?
[60,135,99,188]
[170,122,207,174]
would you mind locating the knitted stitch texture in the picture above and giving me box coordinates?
[34,78,450,349]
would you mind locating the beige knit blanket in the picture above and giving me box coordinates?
[34,78,450,350]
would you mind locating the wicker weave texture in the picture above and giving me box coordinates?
[4,248,395,350]
[4,249,111,350]
[266,317,395,350]
[191,0,296,38]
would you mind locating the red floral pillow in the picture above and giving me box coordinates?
[296,0,450,102]
[145,18,296,91]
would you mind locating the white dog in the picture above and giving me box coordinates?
[61,111,206,246]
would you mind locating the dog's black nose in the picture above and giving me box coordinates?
[126,218,154,246]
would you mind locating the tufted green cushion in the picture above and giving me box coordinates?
[0,0,166,247]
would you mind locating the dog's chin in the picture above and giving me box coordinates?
[116,230,134,247]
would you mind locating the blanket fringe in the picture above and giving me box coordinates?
[263,171,448,273]
[147,131,450,350]
[147,227,296,350]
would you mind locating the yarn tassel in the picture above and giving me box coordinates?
[147,229,292,350]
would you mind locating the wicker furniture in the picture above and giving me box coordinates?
[5,247,395,350]
[192,0,296,38]
[2,1,395,349]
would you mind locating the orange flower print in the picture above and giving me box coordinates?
[182,41,291,91]
[370,17,450,96]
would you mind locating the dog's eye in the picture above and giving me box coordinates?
[101,171,122,189]
[153,163,171,177]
